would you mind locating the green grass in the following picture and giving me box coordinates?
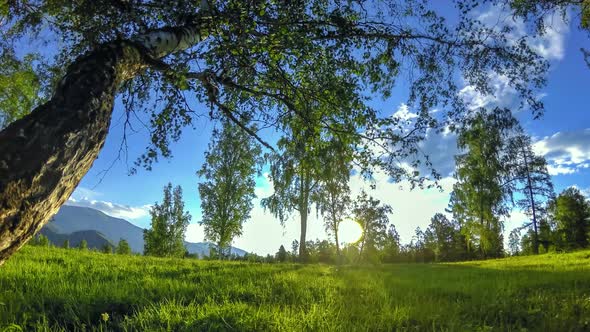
[1,247,590,331]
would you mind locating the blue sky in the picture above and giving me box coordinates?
[65,6,590,255]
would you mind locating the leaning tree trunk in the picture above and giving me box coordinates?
[0,23,208,265]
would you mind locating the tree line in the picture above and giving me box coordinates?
[138,104,590,264]
[29,236,132,255]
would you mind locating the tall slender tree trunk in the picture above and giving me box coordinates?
[0,23,208,265]
[522,146,539,254]
[298,168,310,262]
[330,208,341,261]
[334,222,340,257]
[358,219,368,262]
[299,204,308,261]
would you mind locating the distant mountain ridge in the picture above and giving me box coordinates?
[41,205,247,257]
[40,227,114,250]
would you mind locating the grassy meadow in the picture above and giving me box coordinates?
[0,246,589,331]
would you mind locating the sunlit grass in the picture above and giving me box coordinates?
[0,246,589,331]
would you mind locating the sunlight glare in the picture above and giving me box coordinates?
[339,219,363,245]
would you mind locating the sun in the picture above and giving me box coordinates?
[338,219,363,245]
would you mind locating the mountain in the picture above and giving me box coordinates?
[42,205,247,256]
[47,205,145,252]
[40,227,114,250]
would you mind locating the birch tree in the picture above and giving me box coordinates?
[198,120,261,259]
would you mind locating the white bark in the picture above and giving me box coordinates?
[0,17,211,264]
[133,25,209,58]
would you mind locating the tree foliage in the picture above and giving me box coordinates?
[0,0,558,263]
[0,51,44,128]
[381,224,402,263]
[451,108,518,258]
[276,245,287,262]
[353,191,393,263]
[198,120,261,259]
[2,0,549,171]
[505,132,554,254]
[116,239,132,255]
[424,213,461,262]
[508,228,521,255]
[144,183,191,258]
[314,139,353,257]
[549,187,590,250]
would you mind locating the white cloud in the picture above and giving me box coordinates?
[70,186,103,201]
[185,223,206,243]
[459,5,569,111]
[533,129,590,175]
[66,188,151,220]
[392,103,418,121]
[477,5,568,61]
[459,73,519,111]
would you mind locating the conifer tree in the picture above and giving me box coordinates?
[116,239,132,255]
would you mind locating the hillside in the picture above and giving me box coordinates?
[1,247,589,331]
[43,205,247,256]
[39,227,113,250]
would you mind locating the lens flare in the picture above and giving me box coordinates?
[339,219,363,245]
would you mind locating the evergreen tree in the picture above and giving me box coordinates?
[116,239,132,255]
[291,240,299,258]
[538,218,556,253]
[382,224,401,263]
[198,120,261,259]
[425,213,457,262]
[78,240,88,250]
[505,133,554,254]
[62,239,69,249]
[508,229,521,256]
[101,244,112,254]
[276,245,288,263]
[144,183,191,258]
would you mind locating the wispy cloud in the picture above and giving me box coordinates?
[459,73,520,111]
[459,5,569,111]
[66,187,151,220]
[66,197,151,220]
[477,4,569,61]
